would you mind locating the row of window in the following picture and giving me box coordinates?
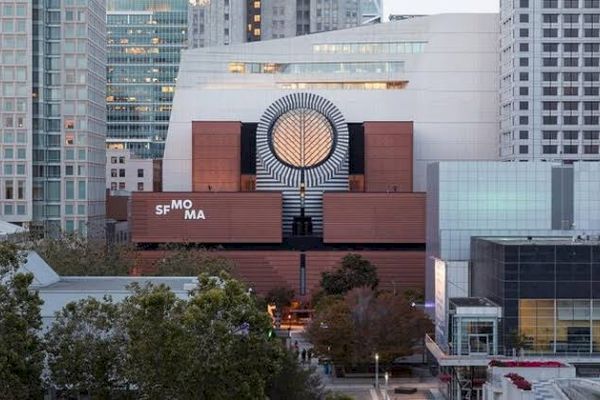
[1,204,27,216]
[518,86,600,96]
[109,181,144,191]
[517,115,600,124]
[2,180,25,200]
[109,168,144,178]
[515,130,600,140]
[515,144,599,154]
[520,0,600,8]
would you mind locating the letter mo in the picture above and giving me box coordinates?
[171,199,193,210]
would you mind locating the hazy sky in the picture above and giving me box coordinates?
[384,0,499,17]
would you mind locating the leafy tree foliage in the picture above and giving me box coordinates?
[44,297,130,399]
[320,254,379,296]
[307,288,432,367]
[31,235,133,276]
[120,283,189,399]
[266,350,327,400]
[43,274,313,399]
[266,286,295,311]
[151,248,235,277]
[0,271,44,399]
[0,241,24,276]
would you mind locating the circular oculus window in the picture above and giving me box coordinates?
[271,108,335,169]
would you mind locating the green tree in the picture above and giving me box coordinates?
[0,241,24,276]
[0,271,44,399]
[120,283,189,399]
[307,288,432,368]
[32,235,132,276]
[266,286,295,311]
[266,350,327,400]
[320,254,378,296]
[44,297,130,399]
[325,394,355,400]
[182,274,282,400]
[151,248,235,277]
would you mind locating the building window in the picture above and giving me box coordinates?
[584,131,599,140]
[111,182,117,191]
[5,181,13,199]
[564,116,578,125]
[563,131,579,140]
[519,145,529,154]
[543,131,558,140]
[137,182,144,191]
[118,182,126,190]
[118,156,125,164]
[543,145,558,154]
[111,156,117,164]
[520,131,529,139]
[563,145,579,154]
[137,169,144,178]
[119,169,125,177]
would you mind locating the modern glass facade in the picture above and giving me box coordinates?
[472,237,600,355]
[0,0,31,224]
[426,161,600,310]
[106,0,187,159]
[2,0,107,238]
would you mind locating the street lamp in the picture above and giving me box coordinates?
[384,372,389,400]
[375,353,379,389]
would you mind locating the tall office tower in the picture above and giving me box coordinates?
[106,0,188,158]
[0,1,32,227]
[0,0,106,237]
[188,0,246,48]
[188,0,383,46]
[500,0,600,162]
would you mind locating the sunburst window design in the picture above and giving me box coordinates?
[271,108,334,168]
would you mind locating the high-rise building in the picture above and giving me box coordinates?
[0,0,106,238]
[189,0,383,46]
[106,0,188,159]
[500,0,600,162]
[109,0,382,159]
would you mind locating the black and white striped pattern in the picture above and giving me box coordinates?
[256,93,349,236]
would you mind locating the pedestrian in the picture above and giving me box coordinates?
[307,348,313,363]
[294,341,300,359]
[301,348,307,363]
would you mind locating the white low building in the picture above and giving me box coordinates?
[14,252,196,328]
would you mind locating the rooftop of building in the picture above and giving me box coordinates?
[474,236,600,247]
[449,297,499,308]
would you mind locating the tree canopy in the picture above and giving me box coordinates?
[150,248,235,277]
[307,287,432,367]
[43,273,326,399]
[31,235,133,276]
[320,254,379,297]
[0,245,44,400]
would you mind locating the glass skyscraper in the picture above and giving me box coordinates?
[0,0,106,238]
[106,0,188,159]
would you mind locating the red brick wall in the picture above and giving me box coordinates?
[323,192,425,243]
[364,122,413,192]
[192,121,241,192]
[133,250,425,298]
[130,192,282,243]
